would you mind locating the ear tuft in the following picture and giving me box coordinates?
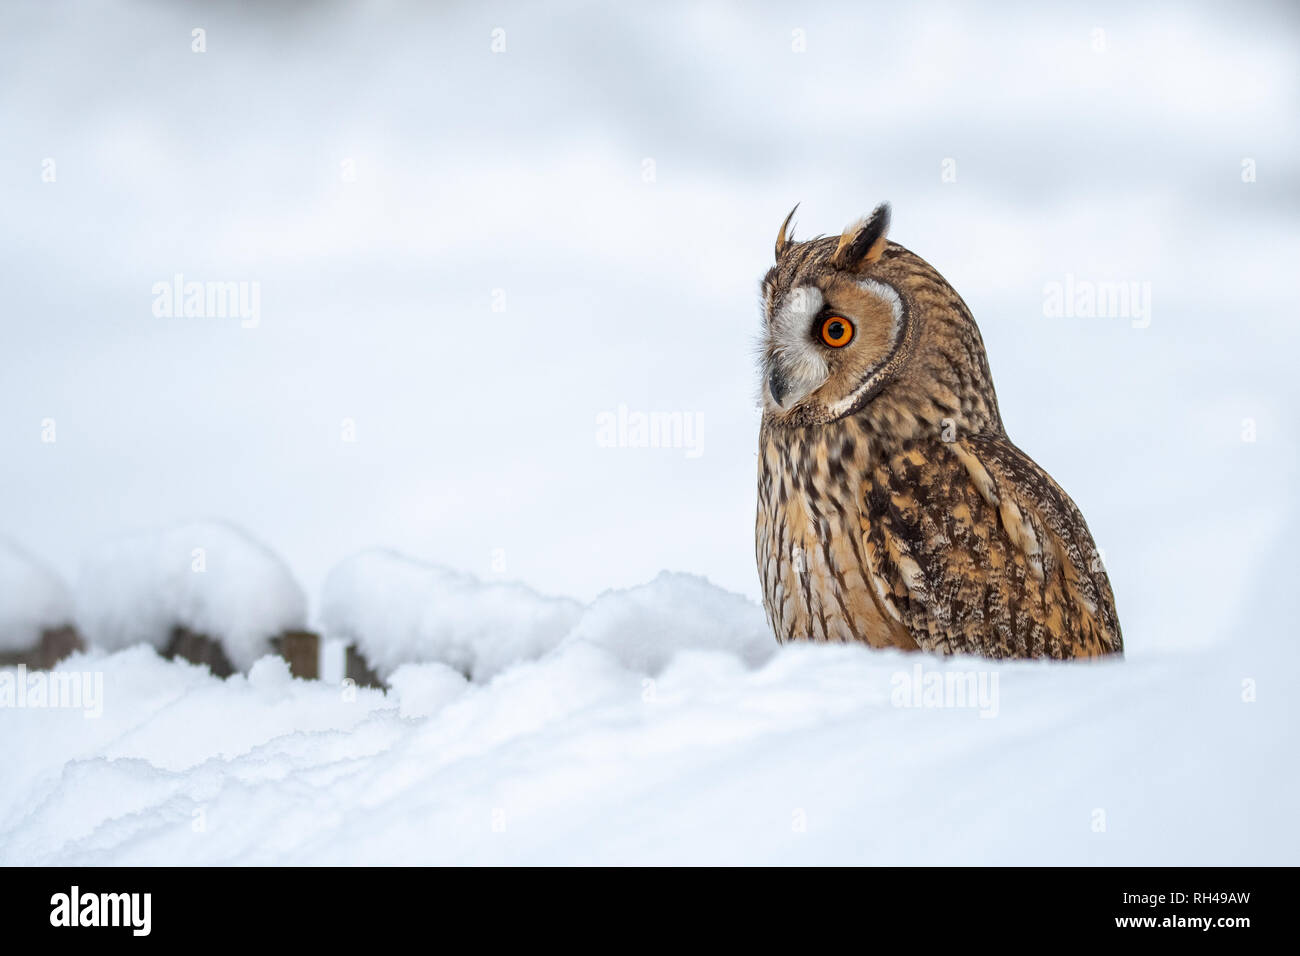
[774,203,799,261]
[831,202,891,270]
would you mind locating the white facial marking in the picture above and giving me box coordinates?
[766,284,827,409]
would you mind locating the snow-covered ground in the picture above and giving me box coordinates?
[2,565,1294,865]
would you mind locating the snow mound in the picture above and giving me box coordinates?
[320,550,582,681]
[386,662,470,718]
[74,522,306,671]
[565,571,775,674]
[0,539,73,652]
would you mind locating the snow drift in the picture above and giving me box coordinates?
[1,618,1294,865]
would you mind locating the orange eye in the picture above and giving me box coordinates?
[820,316,854,348]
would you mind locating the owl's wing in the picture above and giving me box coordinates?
[860,433,1122,659]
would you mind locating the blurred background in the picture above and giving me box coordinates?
[1,0,1296,654]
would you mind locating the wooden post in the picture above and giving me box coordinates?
[271,630,320,680]
[0,625,84,670]
[163,626,235,678]
[344,644,384,688]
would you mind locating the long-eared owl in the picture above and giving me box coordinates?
[755,204,1122,659]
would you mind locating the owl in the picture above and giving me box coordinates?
[755,203,1122,659]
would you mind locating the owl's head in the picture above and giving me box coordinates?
[759,203,1000,435]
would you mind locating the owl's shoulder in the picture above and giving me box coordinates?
[860,432,1122,658]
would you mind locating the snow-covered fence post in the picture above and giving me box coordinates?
[74,522,308,678]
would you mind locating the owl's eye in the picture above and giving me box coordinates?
[819,316,854,348]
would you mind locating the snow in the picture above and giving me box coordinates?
[322,552,773,682]
[2,570,1294,865]
[0,539,73,652]
[73,522,307,671]
[567,571,775,674]
[320,549,582,680]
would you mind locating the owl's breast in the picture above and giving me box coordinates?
[755,423,915,649]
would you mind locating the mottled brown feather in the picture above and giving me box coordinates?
[860,435,1121,659]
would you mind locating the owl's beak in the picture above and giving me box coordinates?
[765,342,827,412]
[767,366,791,409]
